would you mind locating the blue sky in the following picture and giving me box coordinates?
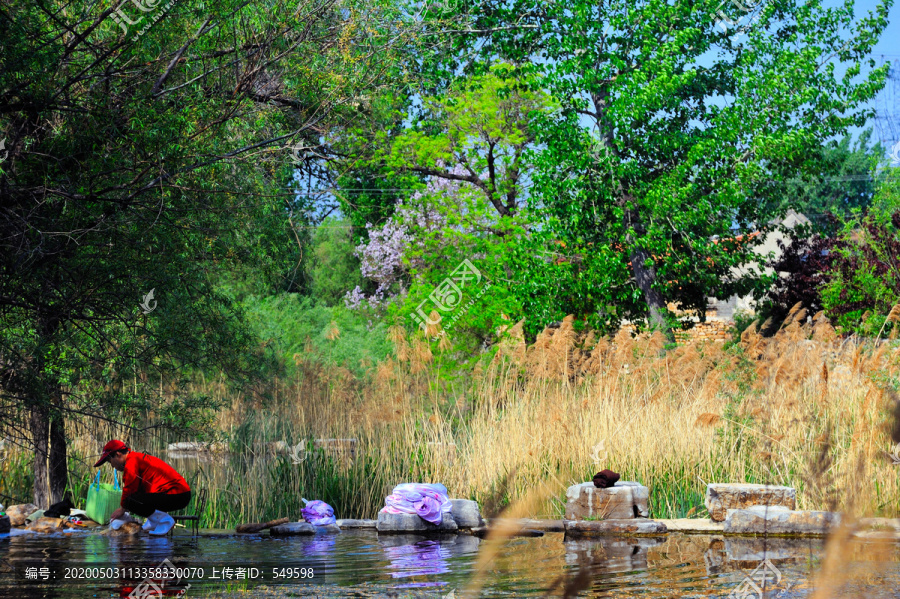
[831,0,899,147]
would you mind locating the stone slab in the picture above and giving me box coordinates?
[335,518,377,529]
[376,511,458,533]
[315,524,341,534]
[564,519,667,538]
[656,518,724,533]
[450,499,484,528]
[705,484,796,522]
[270,522,316,536]
[723,506,840,536]
[565,481,650,520]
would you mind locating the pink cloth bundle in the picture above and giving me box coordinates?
[382,483,452,524]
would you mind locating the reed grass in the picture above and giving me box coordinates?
[3,312,899,531]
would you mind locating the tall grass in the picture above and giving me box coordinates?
[3,309,898,530]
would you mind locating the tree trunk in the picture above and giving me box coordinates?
[624,205,674,341]
[30,404,50,508]
[49,409,67,504]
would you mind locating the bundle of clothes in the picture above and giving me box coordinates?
[300,499,336,526]
[592,469,620,489]
[381,483,452,525]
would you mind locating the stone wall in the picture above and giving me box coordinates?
[620,321,734,344]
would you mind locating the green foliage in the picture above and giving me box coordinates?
[245,294,393,376]
[0,0,420,500]
[310,218,365,306]
[783,129,885,222]
[387,65,555,218]
[460,0,893,334]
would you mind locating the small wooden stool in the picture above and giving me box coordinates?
[168,489,206,536]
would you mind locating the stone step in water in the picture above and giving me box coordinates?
[564,519,668,538]
[723,506,841,536]
[705,483,796,522]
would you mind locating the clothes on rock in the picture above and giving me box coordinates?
[44,495,75,519]
[592,469,621,489]
[301,499,336,526]
[382,483,452,525]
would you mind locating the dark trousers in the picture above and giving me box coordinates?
[122,491,191,518]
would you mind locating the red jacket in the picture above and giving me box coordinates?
[121,452,190,505]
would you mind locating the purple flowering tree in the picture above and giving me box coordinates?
[344,169,468,310]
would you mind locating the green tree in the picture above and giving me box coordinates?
[785,129,885,223]
[0,0,414,505]
[310,218,365,305]
[465,0,892,337]
[387,65,553,221]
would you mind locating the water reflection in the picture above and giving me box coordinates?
[3,528,900,598]
[380,534,479,579]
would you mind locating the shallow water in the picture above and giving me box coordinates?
[2,528,900,598]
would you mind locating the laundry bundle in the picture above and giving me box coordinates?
[592,469,621,489]
[300,499,336,526]
[381,483,452,525]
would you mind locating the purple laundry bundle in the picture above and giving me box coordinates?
[301,499,336,526]
[382,483,452,525]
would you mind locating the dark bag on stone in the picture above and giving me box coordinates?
[592,469,621,489]
[44,494,74,519]
[0,514,10,534]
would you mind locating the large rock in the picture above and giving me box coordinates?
[564,519,667,538]
[565,481,650,520]
[5,503,38,527]
[723,506,841,536]
[27,517,69,534]
[269,522,316,536]
[705,484,796,522]
[376,510,458,534]
[450,499,483,528]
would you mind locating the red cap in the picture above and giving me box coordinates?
[94,440,128,467]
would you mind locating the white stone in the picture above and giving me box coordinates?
[723,505,841,536]
[565,481,650,520]
[705,483,796,522]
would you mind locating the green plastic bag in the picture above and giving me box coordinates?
[85,470,121,525]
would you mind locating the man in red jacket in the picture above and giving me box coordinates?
[94,440,191,536]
